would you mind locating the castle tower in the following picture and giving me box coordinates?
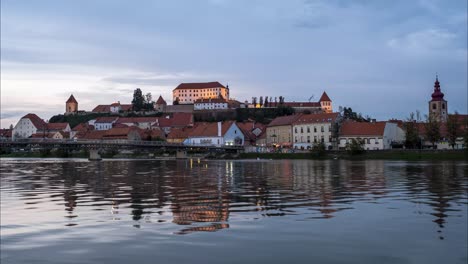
[319,92,332,113]
[154,95,167,112]
[428,76,447,122]
[65,94,78,114]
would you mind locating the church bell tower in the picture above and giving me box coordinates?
[428,76,447,122]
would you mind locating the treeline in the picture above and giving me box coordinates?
[193,106,295,123]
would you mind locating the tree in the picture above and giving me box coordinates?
[346,138,365,155]
[404,112,420,149]
[173,97,180,105]
[274,97,278,106]
[132,88,145,111]
[424,114,441,149]
[259,96,264,108]
[264,96,269,107]
[446,113,460,149]
[252,97,257,108]
[311,142,326,157]
[278,96,284,105]
[143,92,155,111]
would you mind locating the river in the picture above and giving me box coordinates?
[1,158,467,264]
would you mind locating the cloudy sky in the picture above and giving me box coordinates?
[1,0,467,128]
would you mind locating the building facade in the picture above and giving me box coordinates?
[292,112,340,150]
[194,98,228,110]
[12,113,46,140]
[173,82,229,104]
[266,114,302,147]
[338,121,404,150]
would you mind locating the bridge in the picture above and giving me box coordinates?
[0,139,244,160]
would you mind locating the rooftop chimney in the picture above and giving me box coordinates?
[217,122,222,137]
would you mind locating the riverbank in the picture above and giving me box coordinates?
[2,150,466,161]
[239,150,468,161]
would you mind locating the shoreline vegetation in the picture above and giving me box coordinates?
[1,150,466,161]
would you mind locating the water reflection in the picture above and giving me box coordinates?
[1,159,467,237]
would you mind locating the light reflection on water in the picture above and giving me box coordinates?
[1,158,467,264]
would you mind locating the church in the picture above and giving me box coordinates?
[428,76,448,122]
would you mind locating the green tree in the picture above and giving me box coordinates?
[424,115,441,149]
[446,113,460,149]
[311,142,326,157]
[346,138,365,155]
[264,96,269,107]
[132,88,145,111]
[404,112,420,149]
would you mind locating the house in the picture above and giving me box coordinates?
[115,117,159,130]
[167,127,195,143]
[93,117,119,131]
[338,121,404,150]
[194,98,229,110]
[92,104,132,113]
[31,131,70,140]
[292,112,340,150]
[266,114,302,147]
[71,123,94,139]
[173,82,229,104]
[185,121,244,146]
[12,113,47,140]
[46,123,71,133]
[411,114,468,149]
[102,127,142,141]
[236,121,266,146]
[154,95,167,112]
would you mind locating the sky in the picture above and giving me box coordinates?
[1,0,467,128]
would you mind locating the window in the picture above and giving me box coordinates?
[321,136,324,143]
[442,103,445,109]
[329,136,332,142]
[295,127,297,133]
[301,127,303,133]
[314,136,317,143]
[329,125,332,132]
[307,136,310,143]
[307,127,310,133]
[314,127,317,133]
[432,103,436,110]
[321,126,324,132]
[375,138,379,144]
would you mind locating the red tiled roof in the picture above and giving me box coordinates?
[194,98,228,104]
[167,127,195,140]
[31,133,55,138]
[282,102,321,107]
[156,95,167,105]
[268,114,302,127]
[189,121,235,137]
[319,92,331,102]
[21,113,46,129]
[47,123,69,131]
[116,117,159,125]
[236,122,266,141]
[340,121,386,136]
[174,82,226,90]
[293,112,339,125]
[92,104,132,112]
[171,113,194,127]
[110,102,120,106]
[72,123,94,132]
[102,127,141,139]
[95,117,119,123]
[82,130,107,140]
[66,95,78,104]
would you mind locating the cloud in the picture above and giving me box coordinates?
[387,29,462,55]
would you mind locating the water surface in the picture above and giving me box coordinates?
[1,158,467,264]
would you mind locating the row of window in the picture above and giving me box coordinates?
[178,88,223,93]
[341,138,380,144]
[294,135,333,143]
[294,125,331,133]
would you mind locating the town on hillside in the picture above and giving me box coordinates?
[2,77,467,151]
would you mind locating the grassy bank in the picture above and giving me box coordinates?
[239,150,468,161]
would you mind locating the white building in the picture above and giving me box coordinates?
[194,98,228,110]
[93,117,119,131]
[292,112,340,150]
[338,121,404,150]
[173,82,229,104]
[185,121,244,146]
[12,113,46,140]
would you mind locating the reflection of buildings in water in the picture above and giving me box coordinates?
[405,162,466,240]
